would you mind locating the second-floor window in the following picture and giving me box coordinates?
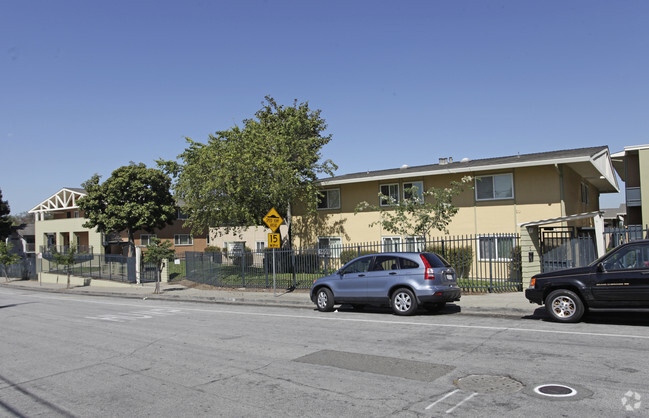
[403,181,424,203]
[318,189,340,210]
[380,184,400,206]
[475,174,513,201]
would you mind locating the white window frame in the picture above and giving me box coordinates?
[405,236,426,252]
[318,189,341,210]
[177,209,189,220]
[141,234,157,246]
[380,183,400,206]
[318,236,342,258]
[475,173,514,201]
[174,234,193,246]
[403,181,424,203]
[477,235,516,261]
[255,241,266,252]
[382,236,402,252]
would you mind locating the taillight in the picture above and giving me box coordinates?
[420,254,435,280]
[530,278,536,288]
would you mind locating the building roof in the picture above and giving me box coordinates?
[28,187,87,213]
[318,146,619,193]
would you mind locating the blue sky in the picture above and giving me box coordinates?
[2,0,648,215]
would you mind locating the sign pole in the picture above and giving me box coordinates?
[272,247,276,296]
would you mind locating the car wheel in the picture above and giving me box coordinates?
[391,288,418,316]
[316,288,335,312]
[424,302,446,313]
[545,289,584,323]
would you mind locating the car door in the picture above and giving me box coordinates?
[592,243,649,302]
[334,256,373,301]
[365,255,400,302]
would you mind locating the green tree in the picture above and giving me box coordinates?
[0,188,12,240]
[51,245,77,289]
[78,163,177,257]
[159,96,336,245]
[0,242,21,282]
[355,177,472,241]
[142,237,175,294]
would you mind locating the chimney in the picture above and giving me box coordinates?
[439,157,448,165]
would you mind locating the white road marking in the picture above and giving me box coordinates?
[426,389,460,409]
[4,289,649,340]
[445,392,477,414]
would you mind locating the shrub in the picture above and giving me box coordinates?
[508,246,522,286]
[232,247,253,267]
[339,249,374,265]
[425,245,473,279]
[204,246,221,253]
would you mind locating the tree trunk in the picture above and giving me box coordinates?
[67,269,71,289]
[155,265,161,294]
[286,202,292,249]
[128,229,135,258]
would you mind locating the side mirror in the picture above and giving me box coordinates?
[596,263,606,273]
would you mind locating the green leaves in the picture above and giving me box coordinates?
[78,163,177,255]
[162,96,337,237]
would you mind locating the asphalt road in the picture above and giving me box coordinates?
[1,287,648,417]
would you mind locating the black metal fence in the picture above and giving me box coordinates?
[184,233,523,293]
[40,254,159,284]
[2,254,37,280]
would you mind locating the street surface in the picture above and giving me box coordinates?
[1,287,648,417]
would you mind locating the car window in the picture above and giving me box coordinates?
[422,253,450,267]
[371,255,398,271]
[603,245,647,271]
[398,257,419,269]
[342,257,372,274]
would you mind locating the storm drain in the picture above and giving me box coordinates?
[455,375,523,394]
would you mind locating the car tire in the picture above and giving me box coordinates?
[391,288,418,316]
[316,288,335,312]
[545,289,584,323]
[424,302,446,313]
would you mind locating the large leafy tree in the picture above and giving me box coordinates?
[355,177,472,241]
[78,163,177,256]
[0,188,12,240]
[160,96,336,244]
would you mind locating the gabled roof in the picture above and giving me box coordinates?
[28,187,87,213]
[318,146,619,193]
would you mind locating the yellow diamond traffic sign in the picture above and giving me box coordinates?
[263,208,283,232]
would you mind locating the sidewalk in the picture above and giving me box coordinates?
[0,278,539,318]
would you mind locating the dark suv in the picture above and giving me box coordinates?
[310,252,461,316]
[526,240,649,322]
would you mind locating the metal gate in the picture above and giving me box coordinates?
[540,228,597,273]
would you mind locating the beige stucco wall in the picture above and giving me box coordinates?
[34,217,104,254]
[295,164,600,246]
[209,224,289,251]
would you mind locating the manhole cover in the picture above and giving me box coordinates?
[534,384,577,397]
[455,375,523,394]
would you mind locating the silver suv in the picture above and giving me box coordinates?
[310,252,461,315]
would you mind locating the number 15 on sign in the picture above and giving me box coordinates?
[268,233,281,248]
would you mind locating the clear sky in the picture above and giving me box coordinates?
[2,0,648,215]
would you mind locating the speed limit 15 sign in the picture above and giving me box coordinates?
[268,233,281,248]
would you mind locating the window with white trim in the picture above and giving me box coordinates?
[382,236,402,252]
[380,184,400,206]
[475,174,513,201]
[177,209,189,220]
[256,241,266,252]
[141,234,157,246]
[174,234,193,246]
[478,235,516,261]
[318,237,342,258]
[318,189,341,210]
[403,181,424,203]
[405,236,425,252]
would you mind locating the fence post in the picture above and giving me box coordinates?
[241,251,246,287]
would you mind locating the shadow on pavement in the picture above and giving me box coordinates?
[522,306,649,326]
